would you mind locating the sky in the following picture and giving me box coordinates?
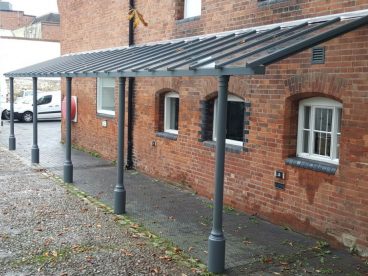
[8,0,58,16]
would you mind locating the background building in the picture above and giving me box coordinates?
[0,2,60,103]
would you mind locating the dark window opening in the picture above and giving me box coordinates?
[226,101,245,141]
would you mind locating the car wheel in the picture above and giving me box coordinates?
[2,110,10,120]
[22,111,33,123]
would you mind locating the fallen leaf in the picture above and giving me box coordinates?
[130,224,140,229]
[173,247,181,253]
[159,255,172,261]
[151,267,160,274]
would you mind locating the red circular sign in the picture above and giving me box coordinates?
[61,96,77,120]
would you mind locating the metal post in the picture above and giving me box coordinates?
[8,77,16,150]
[126,77,134,169]
[63,77,73,183]
[31,77,39,163]
[114,77,126,214]
[208,75,229,273]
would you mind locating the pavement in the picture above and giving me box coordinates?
[1,120,367,275]
[0,146,196,275]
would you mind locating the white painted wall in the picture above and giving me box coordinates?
[0,37,60,103]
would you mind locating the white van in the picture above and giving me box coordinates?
[1,91,61,122]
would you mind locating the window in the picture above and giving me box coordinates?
[213,95,245,146]
[97,78,115,116]
[184,0,201,18]
[37,95,52,105]
[297,97,342,164]
[164,92,179,134]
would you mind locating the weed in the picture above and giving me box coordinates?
[223,205,235,213]
[316,241,329,250]
[318,268,334,274]
[349,246,359,255]
[72,144,102,159]
[249,215,259,224]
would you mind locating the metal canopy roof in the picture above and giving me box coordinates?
[5,14,368,78]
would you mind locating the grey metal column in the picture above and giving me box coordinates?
[8,77,16,150]
[63,77,73,183]
[31,77,39,163]
[114,77,126,214]
[208,75,229,273]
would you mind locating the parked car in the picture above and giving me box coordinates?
[1,91,61,122]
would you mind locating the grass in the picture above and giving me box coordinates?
[71,144,102,158]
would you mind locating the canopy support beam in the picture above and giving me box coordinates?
[114,77,127,214]
[208,75,229,273]
[63,77,73,183]
[8,77,16,150]
[31,77,39,163]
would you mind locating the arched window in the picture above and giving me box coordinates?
[164,92,180,134]
[297,97,342,164]
[213,95,245,146]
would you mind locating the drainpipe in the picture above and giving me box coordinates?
[126,0,135,170]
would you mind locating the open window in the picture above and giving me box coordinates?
[213,95,245,146]
[297,97,342,164]
[164,92,180,134]
[97,78,115,116]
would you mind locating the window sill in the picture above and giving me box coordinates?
[285,157,337,175]
[176,16,201,24]
[97,113,115,119]
[203,140,246,153]
[258,0,288,7]
[156,132,178,141]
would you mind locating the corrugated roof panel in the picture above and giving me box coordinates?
[5,14,368,78]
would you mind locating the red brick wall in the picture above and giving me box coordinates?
[58,0,129,54]
[134,0,368,43]
[130,28,368,255]
[41,23,61,41]
[0,10,34,30]
[57,0,368,255]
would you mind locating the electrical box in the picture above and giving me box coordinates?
[275,170,285,179]
[275,182,285,190]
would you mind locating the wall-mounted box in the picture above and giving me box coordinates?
[275,170,285,179]
[275,182,285,190]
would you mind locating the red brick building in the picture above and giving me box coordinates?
[0,9,34,30]
[57,0,368,256]
[10,13,61,41]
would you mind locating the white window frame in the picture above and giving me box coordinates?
[184,0,201,18]
[213,94,244,147]
[297,97,342,164]
[164,92,179,134]
[97,77,115,116]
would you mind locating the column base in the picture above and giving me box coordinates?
[31,147,39,164]
[9,136,16,151]
[63,162,73,183]
[114,187,126,214]
[208,232,226,273]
